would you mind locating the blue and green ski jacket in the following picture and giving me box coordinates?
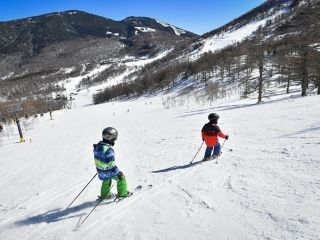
[93,141,120,180]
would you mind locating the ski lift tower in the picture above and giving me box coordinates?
[46,97,55,120]
[8,102,25,143]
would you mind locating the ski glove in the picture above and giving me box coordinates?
[225,135,229,140]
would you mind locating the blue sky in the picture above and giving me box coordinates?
[0,0,266,35]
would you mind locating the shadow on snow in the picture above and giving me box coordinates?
[14,200,99,226]
[152,160,205,173]
[280,125,320,138]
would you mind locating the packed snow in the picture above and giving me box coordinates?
[106,31,120,36]
[68,49,173,99]
[202,18,270,54]
[184,7,288,61]
[156,19,186,36]
[310,43,320,51]
[0,78,319,239]
[134,27,156,33]
[58,64,110,95]
[1,72,14,80]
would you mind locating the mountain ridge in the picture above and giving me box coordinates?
[0,10,197,56]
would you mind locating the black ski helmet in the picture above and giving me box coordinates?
[102,127,118,141]
[208,113,219,121]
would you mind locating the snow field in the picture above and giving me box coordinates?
[0,91,319,239]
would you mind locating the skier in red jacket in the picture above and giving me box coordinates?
[201,113,229,161]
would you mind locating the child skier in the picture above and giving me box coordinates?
[201,113,229,161]
[93,127,129,199]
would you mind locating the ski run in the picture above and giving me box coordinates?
[0,85,319,240]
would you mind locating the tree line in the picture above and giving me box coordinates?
[93,1,320,104]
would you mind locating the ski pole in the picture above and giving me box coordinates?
[67,173,97,209]
[221,138,227,150]
[77,183,114,229]
[216,139,227,164]
[190,141,204,164]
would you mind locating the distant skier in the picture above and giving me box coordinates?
[201,113,229,161]
[93,127,129,199]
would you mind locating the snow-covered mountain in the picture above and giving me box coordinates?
[103,0,319,104]
[123,17,193,37]
[0,11,198,118]
[0,11,197,56]
[0,11,197,79]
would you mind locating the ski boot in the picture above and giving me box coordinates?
[114,191,133,202]
[97,193,116,201]
[202,156,212,161]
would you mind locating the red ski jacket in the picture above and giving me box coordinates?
[201,123,227,147]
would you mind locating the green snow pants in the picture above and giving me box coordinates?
[101,172,128,198]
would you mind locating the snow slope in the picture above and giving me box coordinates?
[57,50,172,102]
[200,17,271,55]
[184,7,289,61]
[180,16,273,62]
[156,19,186,36]
[0,89,319,239]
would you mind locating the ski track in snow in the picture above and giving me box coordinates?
[0,89,319,239]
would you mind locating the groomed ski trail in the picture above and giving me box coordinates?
[76,154,234,238]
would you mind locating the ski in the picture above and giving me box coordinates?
[191,156,220,165]
[75,184,152,230]
[114,191,133,203]
[112,184,152,202]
